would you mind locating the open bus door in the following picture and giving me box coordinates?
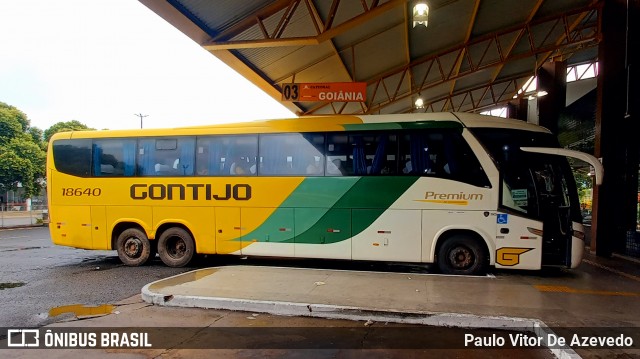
[520,147,603,266]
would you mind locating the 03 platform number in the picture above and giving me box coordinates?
[282,84,299,101]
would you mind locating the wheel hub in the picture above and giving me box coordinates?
[123,237,142,258]
[168,237,186,257]
[450,247,473,269]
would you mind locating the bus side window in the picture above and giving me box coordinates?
[259,133,324,176]
[92,139,136,177]
[52,139,92,177]
[399,132,433,175]
[226,135,258,176]
[138,137,195,176]
[196,136,229,176]
[326,133,350,176]
[441,131,491,187]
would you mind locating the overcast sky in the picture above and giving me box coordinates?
[0,0,294,131]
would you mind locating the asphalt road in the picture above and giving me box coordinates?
[0,226,441,329]
[0,227,190,328]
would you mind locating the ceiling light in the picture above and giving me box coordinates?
[415,97,425,108]
[413,2,429,28]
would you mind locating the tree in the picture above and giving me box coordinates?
[0,150,35,197]
[0,102,30,132]
[44,120,94,143]
[0,109,22,145]
[0,103,46,198]
[27,127,46,150]
[0,102,94,200]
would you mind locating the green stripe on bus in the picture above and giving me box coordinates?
[241,176,419,245]
[331,176,419,208]
[239,177,358,243]
[293,176,419,243]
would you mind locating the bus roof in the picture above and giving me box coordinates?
[50,112,550,140]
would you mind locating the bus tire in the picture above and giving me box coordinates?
[116,228,152,267]
[437,235,487,275]
[157,228,195,267]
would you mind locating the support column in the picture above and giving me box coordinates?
[507,98,529,121]
[537,60,567,135]
[592,0,639,256]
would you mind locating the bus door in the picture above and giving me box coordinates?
[519,147,603,266]
[498,154,575,268]
[530,159,573,266]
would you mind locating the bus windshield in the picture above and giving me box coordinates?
[469,128,581,223]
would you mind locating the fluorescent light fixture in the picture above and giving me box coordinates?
[413,2,429,28]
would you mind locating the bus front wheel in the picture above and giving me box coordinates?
[116,228,152,266]
[437,235,487,275]
[157,228,195,267]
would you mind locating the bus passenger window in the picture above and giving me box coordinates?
[92,139,136,177]
[52,139,92,177]
[326,158,344,175]
[326,134,350,176]
[259,133,323,176]
[138,137,195,176]
[306,156,323,175]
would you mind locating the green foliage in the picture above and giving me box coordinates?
[6,138,47,180]
[0,150,35,197]
[27,127,45,149]
[44,120,94,143]
[0,101,30,132]
[0,109,22,145]
[0,101,94,199]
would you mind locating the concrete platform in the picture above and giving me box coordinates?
[141,251,640,358]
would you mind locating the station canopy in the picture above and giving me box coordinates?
[140,0,599,116]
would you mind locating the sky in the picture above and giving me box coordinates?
[0,0,295,131]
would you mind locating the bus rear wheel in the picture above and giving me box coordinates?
[116,228,152,266]
[437,235,487,275]
[158,228,195,267]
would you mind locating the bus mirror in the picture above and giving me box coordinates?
[520,147,604,186]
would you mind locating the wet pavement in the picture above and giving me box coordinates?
[1,226,639,358]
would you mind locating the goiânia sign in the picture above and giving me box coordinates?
[281,82,367,102]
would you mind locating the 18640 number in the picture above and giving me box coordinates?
[62,188,102,197]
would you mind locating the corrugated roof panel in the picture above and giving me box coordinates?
[174,0,273,34]
[239,42,340,83]
[332,6,404,48]
[353,24,406,80]
[295,53,352,83]
[472,0,538,38]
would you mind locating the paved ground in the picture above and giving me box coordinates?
[1,221,639,358]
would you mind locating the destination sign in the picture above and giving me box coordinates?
[281,82,367,102]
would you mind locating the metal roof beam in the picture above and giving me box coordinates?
[445,0,481,110]
[203,0,408,50]
[301,4,599,115]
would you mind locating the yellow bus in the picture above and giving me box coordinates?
[47,112,602,275]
